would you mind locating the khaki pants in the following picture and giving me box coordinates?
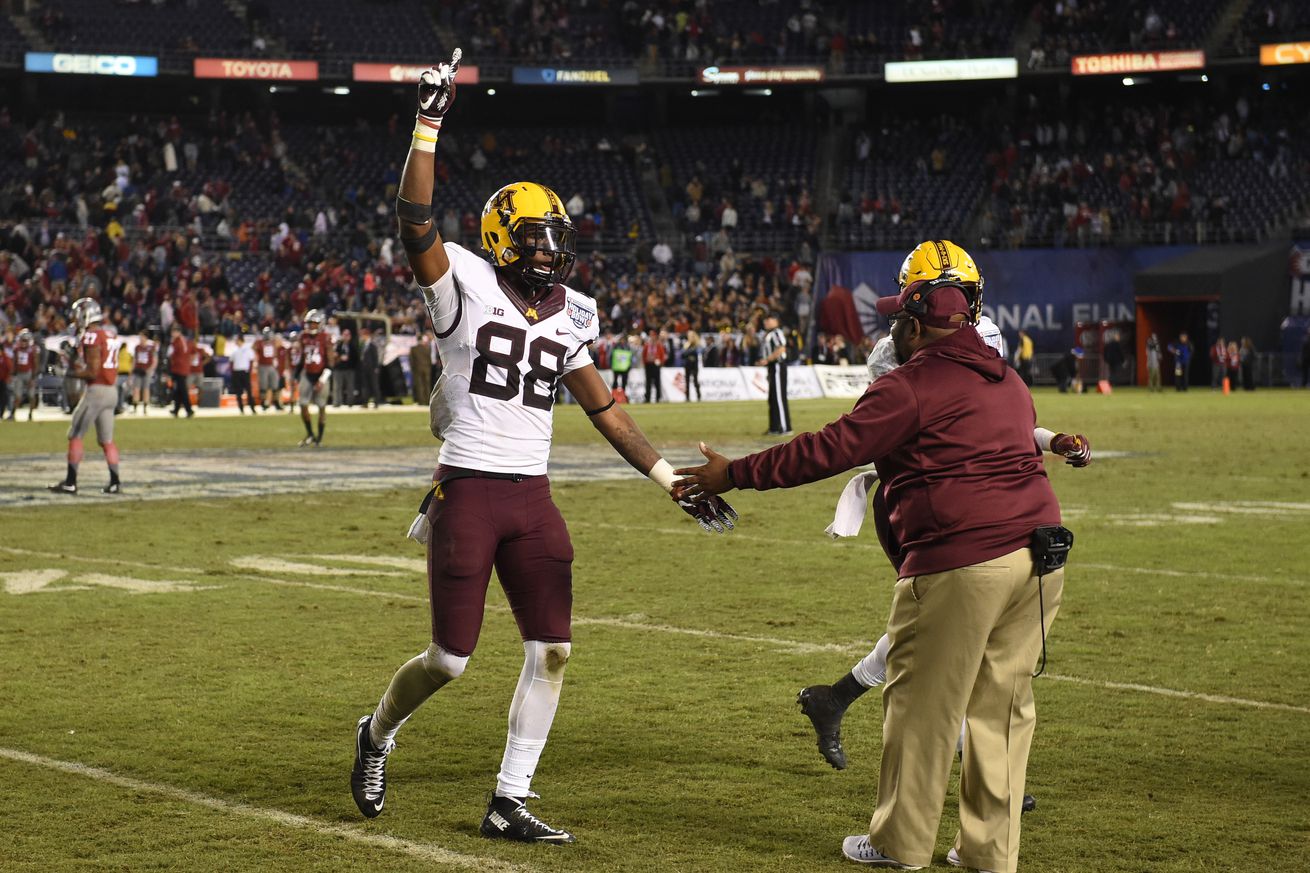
[869,547,1063,873]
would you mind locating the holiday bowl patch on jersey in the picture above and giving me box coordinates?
[566,297,595,330]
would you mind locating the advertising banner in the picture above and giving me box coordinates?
[1261,43,1310,66]
[814,365,870,399]
[25,52,158,77]
[813,247,1195,352]
[1070,50,1204,75]
[884,57,1017,83]
[661,366,750,402]
[511,66,638,85]
[353,62,480,84]
[697,65,825,85]
[739,366,825,400]
[194,58,319,80]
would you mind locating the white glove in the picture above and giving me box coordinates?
[319,367,332,384]
[406,512,430,545]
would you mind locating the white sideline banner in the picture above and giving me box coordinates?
[598,365,863,403]
[611,367,749,403]
[740,366,824,400]
[814,365,871,398]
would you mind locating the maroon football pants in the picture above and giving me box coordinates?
[426,474,573,657]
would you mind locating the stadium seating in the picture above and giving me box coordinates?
[653,124,818,252]
[1027,0,1227,69]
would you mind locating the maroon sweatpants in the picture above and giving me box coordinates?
[425,472,573,657]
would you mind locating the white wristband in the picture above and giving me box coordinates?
[1033,427,1056,453]
[411,119,440,153]
[647,458,676,493]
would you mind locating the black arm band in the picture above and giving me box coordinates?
[584,398,616,417]
[396,195,433,226]
[400,221,439,257]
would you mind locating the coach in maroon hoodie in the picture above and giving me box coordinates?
[676,282,1064,873]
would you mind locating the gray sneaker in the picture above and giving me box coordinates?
[841,835,924,868]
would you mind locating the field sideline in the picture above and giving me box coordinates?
[1,390,1307,872]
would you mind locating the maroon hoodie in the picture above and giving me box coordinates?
[729,326,1061,577]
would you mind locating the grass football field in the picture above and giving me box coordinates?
[1,390,1307,872]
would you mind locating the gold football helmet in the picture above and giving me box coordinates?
[480,181,576,288]
[897,239,983,323]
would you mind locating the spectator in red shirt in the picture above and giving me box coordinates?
[641,331,668,403]
[167,324,194,417]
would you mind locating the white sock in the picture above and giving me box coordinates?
[495,640,570,798]
[850,633,891,688]
[369,643,468,748]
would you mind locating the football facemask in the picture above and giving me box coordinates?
[509,217,577,288]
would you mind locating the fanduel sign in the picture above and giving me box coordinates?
[26,52,158,77]
[511,66,639,85]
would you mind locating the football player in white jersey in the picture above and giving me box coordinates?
[350,51,738,844]
[792,242,1090,816]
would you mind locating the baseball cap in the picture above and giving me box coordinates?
[875,282,972,329]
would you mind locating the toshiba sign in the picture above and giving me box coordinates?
[353,62,481,84]
[1070,50,1205,75]
[194,58,319,80]
[1260,42,1310,65]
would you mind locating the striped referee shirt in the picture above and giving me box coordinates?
[763,327,786,369]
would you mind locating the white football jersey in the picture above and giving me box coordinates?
[422,242,599,475]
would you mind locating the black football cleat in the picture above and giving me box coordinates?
[47,481,77,495]
[102,482,121,495]
[480,794,576,844]
[797,685,848,770]
[1022,794,1036,814]
[350,715,394,818]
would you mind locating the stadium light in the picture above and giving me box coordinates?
[1122,77,1134,86]
[332,86,350,95]
[1262,82,1271,91]
[1201,74,1209,82]
[487,88,496,96]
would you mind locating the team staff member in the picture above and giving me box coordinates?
[168,324,194,417]
[9,330,40,420]
[256,327,282,410]
[229,333,258,414]
[761,314,790,434]
[188,337,208,397]
[131,329,157,414]
[676,242,1065,873]
[49,299,124,494]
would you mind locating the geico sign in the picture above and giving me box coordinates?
[1260,42,1310,65]
[54,54,139,75]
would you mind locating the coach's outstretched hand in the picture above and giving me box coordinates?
[1051,432,1092,467]
[674,442,733,498]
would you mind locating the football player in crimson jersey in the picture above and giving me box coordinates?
[350,51,738,844]
[256,327,282,411]
[48,299,123,494]
[9,329,41,420]
[130,328,157,415]
[296,310,335,446]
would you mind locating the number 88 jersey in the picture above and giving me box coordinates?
[424,242,599,476]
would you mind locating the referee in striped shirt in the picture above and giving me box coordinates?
[762,314,791,435]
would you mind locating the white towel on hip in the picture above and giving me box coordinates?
[825,469,881,539]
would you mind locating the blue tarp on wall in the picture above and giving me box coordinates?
[814,246,1196,351]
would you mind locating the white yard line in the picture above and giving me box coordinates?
[0,747,535,873]
[0,545,205,575]
[4,548,1306,716]
[1042,674,1310,715]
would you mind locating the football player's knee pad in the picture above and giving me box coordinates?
[420,642,468,683]
[526,640,570,681]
